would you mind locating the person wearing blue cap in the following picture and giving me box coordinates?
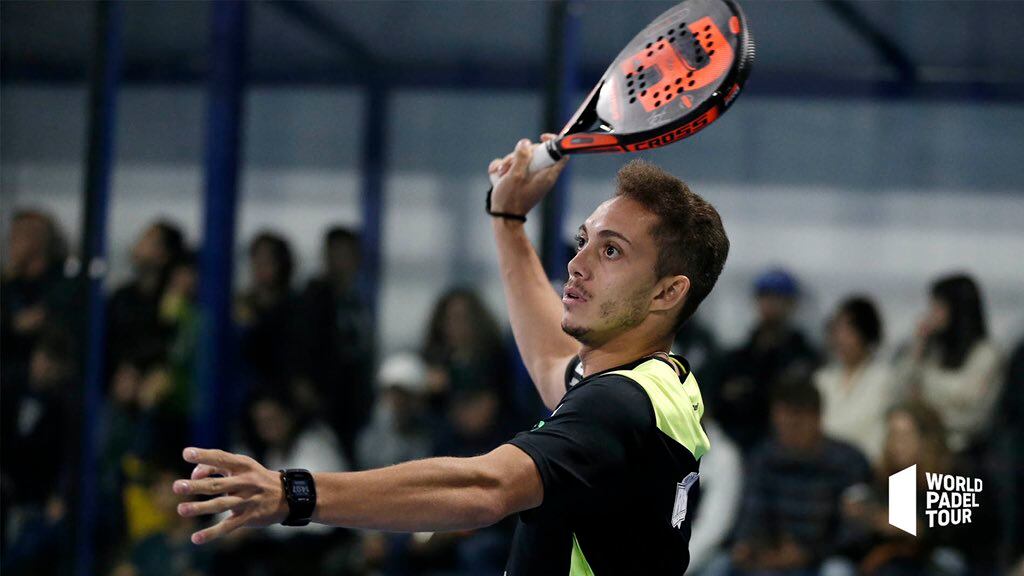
[713,267,821,453]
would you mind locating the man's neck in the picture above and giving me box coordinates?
[577,331,673,377]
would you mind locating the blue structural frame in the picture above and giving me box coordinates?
[540,0,582,279]
[75,4,123,576]
[360,82,387,314]
[193,1,248,449]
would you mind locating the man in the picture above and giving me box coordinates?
[716,267,820,453]
[296,226,375,466]
[730,380,870,575]
[173,135,730,574]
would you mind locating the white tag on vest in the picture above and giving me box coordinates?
[671,472,700,529]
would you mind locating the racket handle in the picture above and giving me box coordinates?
[528,141,562,174]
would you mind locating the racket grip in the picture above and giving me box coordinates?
[528,141,561,174]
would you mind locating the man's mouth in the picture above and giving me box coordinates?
[562,285,588,303]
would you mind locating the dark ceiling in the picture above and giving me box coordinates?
[3,0,1023,100]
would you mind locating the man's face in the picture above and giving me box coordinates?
[771,404,821,453]
[561,196,662,346]
[131,226,167,271]
[8,216,49,269]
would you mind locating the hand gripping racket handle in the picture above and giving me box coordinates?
[528,140,562,174]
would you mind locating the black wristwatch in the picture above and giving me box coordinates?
[280,469,317,526]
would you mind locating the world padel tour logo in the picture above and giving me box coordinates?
[888,464,983,536]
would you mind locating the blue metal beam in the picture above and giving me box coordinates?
[75,2,122,575]
[540,0,581,279]
[5,62,1021,102]
[360,82,386,316]
[264,0,376,67]
[193,0,248,448]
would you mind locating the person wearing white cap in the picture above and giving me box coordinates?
[356,353,433,472]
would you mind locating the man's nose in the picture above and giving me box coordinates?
[567,249,589,280]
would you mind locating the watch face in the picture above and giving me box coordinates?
[292,480,310,497]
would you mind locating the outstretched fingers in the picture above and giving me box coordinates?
[190,510,248,545]
[173,474,245,496]
[182,447,251,474]
[178,495,247,518]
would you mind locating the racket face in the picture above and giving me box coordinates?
[557,0,753,154]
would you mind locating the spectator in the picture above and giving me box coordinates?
[843,401,965,576]
[894,273,1004,453]
[412,385,515,575]
[730,380,871,576]
[717,267,820,452]
[160,251,200,419]
[422,287,512,420]
[236,232,301,392]
[297,227,375,466]
[1,210,75,400]
[814,296,895,464]
[114,464,211,576]
[0,328,76,576]
[356,353,434,471]
[998,338,1024,566]
[215,391,351,576]
[673,315,724,406]
[107,220,185,372]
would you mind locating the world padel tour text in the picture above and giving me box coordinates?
[924,473,982,527]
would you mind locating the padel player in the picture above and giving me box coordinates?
[173,135,730,575]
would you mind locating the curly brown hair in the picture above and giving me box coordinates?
[614,160,729,332]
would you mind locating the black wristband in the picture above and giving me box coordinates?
[280,469,316,527]
[486,187,527,222]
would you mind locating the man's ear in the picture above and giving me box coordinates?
[651,275,690,313]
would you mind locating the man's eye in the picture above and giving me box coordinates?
[605,245,619,257]
[575,235,586,251]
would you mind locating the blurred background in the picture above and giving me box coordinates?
[2,1,1022,575]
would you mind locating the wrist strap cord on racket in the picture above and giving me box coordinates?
[485,187,527,222]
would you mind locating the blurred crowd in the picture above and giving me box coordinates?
[2,209,1022,576]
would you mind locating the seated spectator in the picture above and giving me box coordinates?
[717,267,820,453]
[236,232,301,392]
[814,296,894,464]
[422,287,511,419]
[843,401,965,576]
[686,418,743,575]
[357,353,434,471]
[0,328,76,576]
[110,463,209,576]
[297,227,375,466]
[894,273,1004,453]
[107,220,185,372]
[214,391,351,576]
[730,380,871,576]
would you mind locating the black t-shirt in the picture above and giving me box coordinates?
[504,354,710,575]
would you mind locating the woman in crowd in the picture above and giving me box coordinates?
[235,232,300,391]
[422,287,511,418]
[814,295,894,464]
[895,273,1004,453]
[844,401,959,576]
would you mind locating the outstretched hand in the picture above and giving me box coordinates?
[488,134,569,218]
[172,447,289,544]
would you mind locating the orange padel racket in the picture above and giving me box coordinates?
[528,0,754,173]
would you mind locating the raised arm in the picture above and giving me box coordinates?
[489,136,579,409]
[174,444,542,544]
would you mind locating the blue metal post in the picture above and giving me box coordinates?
[75,2,122,575]
[359,82,387,315]
[194,0,248,448]
[540,0,581,279]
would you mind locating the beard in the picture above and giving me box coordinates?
[561,284,649,345]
